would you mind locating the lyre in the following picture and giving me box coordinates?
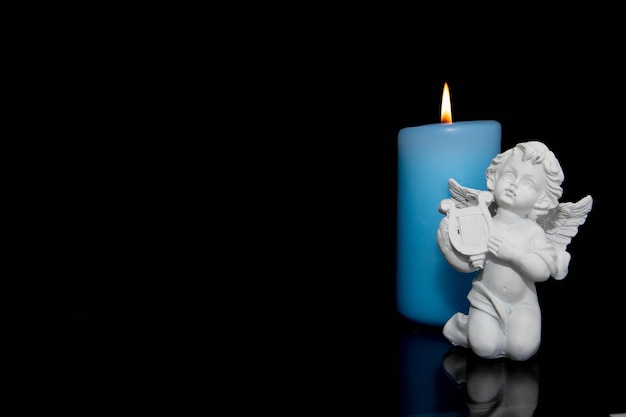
[439,191,494,256]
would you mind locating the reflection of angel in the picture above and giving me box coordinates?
[437,141,592,361]
[442,347,539,417]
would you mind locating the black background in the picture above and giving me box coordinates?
[75,8,625,416]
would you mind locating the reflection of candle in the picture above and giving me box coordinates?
[399,328,464,415]
[396,83,501,326]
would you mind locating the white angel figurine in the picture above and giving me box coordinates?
[437,141,592,361]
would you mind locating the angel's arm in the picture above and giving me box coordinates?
[487,227,559,282]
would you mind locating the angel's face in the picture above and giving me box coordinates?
[493,149,546,216]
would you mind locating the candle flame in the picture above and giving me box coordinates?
[441,82,452,123]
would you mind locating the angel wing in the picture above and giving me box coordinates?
[447,178,497,216]
[535,195,593,250]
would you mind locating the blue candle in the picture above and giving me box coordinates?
[397,120,501,326]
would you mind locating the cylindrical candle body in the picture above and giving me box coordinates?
[397,120,501,326]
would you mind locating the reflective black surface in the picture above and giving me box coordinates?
[391,314,626,417]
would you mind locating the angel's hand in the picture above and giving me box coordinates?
[487,234,520,262]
